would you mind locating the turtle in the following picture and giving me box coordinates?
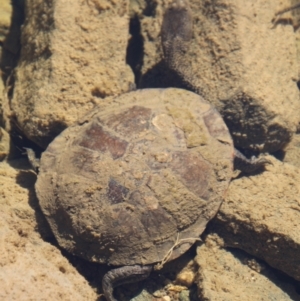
[29,1,271,301]
[32,88,269,301]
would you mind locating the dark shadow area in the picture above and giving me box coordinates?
[126,15,144,87]
[60,249,108,294]
[6,115,67,160]
[25,118,68,149]
[272,149,286,161]
[0,0,25,106]
[15,167,54,242]
[6,123,44,161]
[143,0,157,17]
[139,59,190,90]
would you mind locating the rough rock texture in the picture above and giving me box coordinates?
[274,1,300,79]
[0,75,4,128]
[0,0,12,124]
[283,133,300,167]
[0,159,98,301]
[139,0,300,153]
[136,0,186,89]
[0,0,12,161]
[0,127,11,160]
[0,0,11,43]
[211,156,300,281]
[10,0,135,148]
[195,234,300,301]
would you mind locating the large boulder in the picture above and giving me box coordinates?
[10,0,134,148]
[146,0,300,153]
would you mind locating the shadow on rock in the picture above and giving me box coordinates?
[15,167,54,242]
[139,60,190,91]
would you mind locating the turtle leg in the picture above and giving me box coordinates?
[234,148,271,173]
[24,148,40,172]
[274,3,300,17]
[273,3,300,31]
[102,265,153,301]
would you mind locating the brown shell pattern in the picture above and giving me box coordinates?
[36,88,234,266]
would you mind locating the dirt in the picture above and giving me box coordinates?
[4,0,135,148]
[0,159,98,301]
[195,234,300,301]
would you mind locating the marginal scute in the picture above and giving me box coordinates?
[203,108,232,145]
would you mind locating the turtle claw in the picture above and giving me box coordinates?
[234,148,272,173]
[24,148,40,172]
[250,156,272,166]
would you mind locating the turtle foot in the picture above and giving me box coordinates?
[24,148,40,172]
[102,265,152,301]
[234,149,272,173]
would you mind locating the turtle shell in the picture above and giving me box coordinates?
[36,88,234,266]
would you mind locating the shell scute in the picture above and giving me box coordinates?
[78,122,128,159]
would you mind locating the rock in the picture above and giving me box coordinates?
[175,260,196,288]
[210,156,300,281]
[137,0,187,90]
[282,133,300,168]
[274,3,300,79]
[129,0,147,18]
[0,159,97,300]
[141,0,300,153]
[129,289,156,301]
[195,234,299,300]
[0,127,12,160]
[0,0,12,126]
[179,290,190,301]
[0,0,11,43]
[11,0,135,148]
